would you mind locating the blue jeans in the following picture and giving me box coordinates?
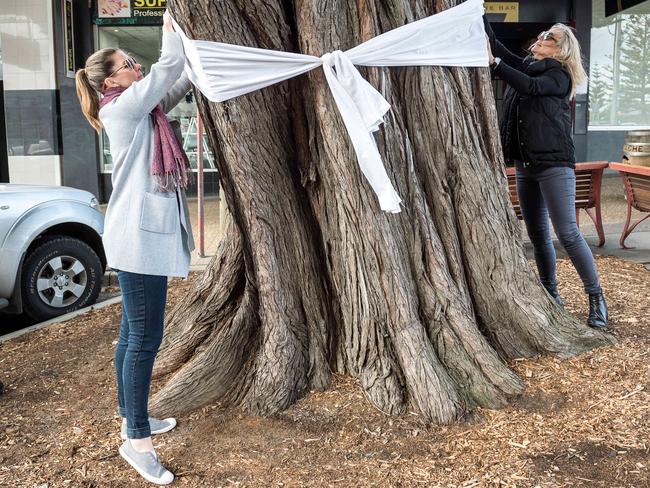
[516,165,601,295]
[115,271,168,439]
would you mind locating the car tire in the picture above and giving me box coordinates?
[21,235,103,321]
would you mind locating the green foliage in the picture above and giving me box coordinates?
[589,14,650,126]
[589,63,613,122]
[617,14,650,124]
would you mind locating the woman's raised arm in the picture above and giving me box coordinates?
[484,16,526,71]
[111,12,185,119]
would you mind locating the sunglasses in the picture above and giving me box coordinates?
[537,31,557,43]
[109,56,138,77]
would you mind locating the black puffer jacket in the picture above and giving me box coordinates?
[485,19,575,169]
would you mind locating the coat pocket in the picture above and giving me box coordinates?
[140,192,179,234]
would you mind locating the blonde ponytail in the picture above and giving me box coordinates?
[75,68,102,132]
[74,48,118,132]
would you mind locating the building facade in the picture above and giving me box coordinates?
[0,0,218,201]
[0,0,648,200]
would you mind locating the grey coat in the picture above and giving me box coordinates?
[100,32,195,278]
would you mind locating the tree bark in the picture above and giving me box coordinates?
[150,0,613,423]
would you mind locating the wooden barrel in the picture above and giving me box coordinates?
[622,130,650,167]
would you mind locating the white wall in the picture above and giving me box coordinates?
[0,0,57,91]
[8,155,63,184]
[0,0,62,185]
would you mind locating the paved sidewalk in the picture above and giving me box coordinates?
[515,174,650,269]
[523,231,650,271]
[518,175,650,268]
[588,232,650,268]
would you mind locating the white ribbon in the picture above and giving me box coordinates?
[172,0,488,213]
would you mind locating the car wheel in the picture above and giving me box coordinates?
[21,235,103,321]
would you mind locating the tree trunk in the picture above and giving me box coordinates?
[150,0,613,424]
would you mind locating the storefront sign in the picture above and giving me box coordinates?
[486,0,570,23]
[95,0,166,25]
[485,2,519,22]
[63,0,75,78]
[133,0,166,19]
[98,0,131,18]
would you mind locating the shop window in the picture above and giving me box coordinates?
[589,0,650,129]
[169,92,217,171]
[97,26,215,173]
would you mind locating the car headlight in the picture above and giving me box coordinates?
[90,197,100,210]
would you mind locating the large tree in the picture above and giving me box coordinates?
[618,14,650,125]
[150,0,612,424]
[588,63,613,124]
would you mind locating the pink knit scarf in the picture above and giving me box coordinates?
[100,87,191,192]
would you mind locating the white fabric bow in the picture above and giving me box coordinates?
[172,0,488,213]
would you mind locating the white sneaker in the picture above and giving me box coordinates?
[121,417,177,440]
[119,440,174,485]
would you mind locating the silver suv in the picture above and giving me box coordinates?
[0,184,105,321]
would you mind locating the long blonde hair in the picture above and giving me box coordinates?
[75,49,117,132]
[545,24,587,99]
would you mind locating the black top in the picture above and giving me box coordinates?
[484,17,575,169]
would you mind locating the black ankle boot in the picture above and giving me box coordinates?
[587,292,608,329]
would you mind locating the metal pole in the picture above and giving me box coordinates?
[611,17,623,126]
[196,112,205,257]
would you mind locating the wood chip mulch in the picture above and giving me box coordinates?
[0,256,648,488]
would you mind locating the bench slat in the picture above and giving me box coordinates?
[632,189,650,211]
[629,177,650,190]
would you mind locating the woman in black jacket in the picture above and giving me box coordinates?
[485,19,608,329]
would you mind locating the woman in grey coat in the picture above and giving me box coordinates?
[75,11,193,485]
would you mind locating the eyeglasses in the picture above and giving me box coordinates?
[109,56,138,77]
[537,31,557,43]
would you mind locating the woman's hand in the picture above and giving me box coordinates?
[163,10,174,33]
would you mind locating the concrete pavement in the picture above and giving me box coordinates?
[587,232,649,269]
[522,231,650,271]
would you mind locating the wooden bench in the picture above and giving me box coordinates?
[505,161,609,247]
[609,162,650,248]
